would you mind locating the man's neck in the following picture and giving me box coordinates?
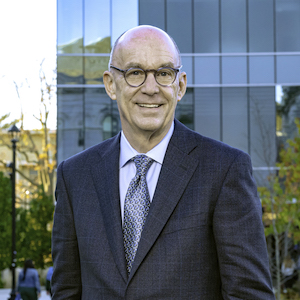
[122,123,173,153]
[123,132,164,153]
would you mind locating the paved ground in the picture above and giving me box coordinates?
[0,289,50,300]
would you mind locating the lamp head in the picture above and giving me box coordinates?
[8,124,20,142]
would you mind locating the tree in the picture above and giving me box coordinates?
[0,172,12,278]
[277,87,300,117]
[0,61,56,199]
[0,62,56,271]
[16,189,54,269]
[259,118,300,299]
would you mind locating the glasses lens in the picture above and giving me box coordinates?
[125,68,145,86]
[155,68,176,86]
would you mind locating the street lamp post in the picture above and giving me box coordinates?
[8,124,20,300]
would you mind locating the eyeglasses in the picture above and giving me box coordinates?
[110,65,182,87]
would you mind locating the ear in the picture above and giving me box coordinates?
[103,71,117,100]
[177,72,187,102]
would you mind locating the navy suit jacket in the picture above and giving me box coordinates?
[52,120,275,299]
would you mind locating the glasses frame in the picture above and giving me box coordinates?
[110,65,182,87]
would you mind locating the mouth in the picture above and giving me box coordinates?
[138,104,162,108]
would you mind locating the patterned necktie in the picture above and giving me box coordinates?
[123,155,154,274]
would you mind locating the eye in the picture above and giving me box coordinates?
[127,68,144,76]
[132,71,141,76]
[157,69,173,77]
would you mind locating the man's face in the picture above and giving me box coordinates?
[105,27,187,142]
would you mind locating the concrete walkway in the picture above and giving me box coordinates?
[0,289,50,300]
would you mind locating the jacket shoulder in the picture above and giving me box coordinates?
[173,120,248,160]
[58,133,120,169]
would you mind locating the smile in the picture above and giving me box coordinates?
[138,104,161,108]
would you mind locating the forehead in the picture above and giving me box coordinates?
[113,28,179,68]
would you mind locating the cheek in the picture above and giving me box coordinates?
[117,99,128,116]
[169,91,180,108]
[116,93,134,118]
[169,86,179,99]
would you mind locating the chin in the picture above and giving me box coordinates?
[138,121,163,133]
[138,117,172,133]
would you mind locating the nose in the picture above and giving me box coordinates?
[140,72,159,95]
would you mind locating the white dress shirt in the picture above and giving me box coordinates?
[119,122,174,223]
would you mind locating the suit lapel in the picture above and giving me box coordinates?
[90,134,128,282]
[129,121,200,280]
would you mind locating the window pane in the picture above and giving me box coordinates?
[222,56,247,84]
[248,0,274,52]
[249,56,275,84]
[277,86,300,143]
[194,0,219,53]
[222,88,248,153]
[85,88,121,148]
[221,0,247,52]
[167,0,192,53]
[57,0,83,53]
[84,0,111,53]
[276,55,300,84]
[194,88,221,140]
[139,0,165,30]
[84,56,110,84]
[249,87,276,168]
[181,56,193,84]
[175,88,194,130]
[112,0,138,44]
[57,88,84,163]
[58,39,84,54]
[57,56,83,84]
[195,56,220,84]
[276,0,300,51]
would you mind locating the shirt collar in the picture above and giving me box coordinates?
[120,121,174,169]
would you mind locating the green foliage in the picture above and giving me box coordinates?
[277,87,300,116]
[280,290,300,300]
[0,181,55,271]
[0,114,18,130]
[259,119,300,298]
[260,119,300,242]
[16,188,55,269]
[0,172,12,271]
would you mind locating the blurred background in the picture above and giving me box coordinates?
[1,0,300,299]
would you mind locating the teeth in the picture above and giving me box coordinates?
[138,104,160,108]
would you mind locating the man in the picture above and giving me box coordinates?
[52,25,275,299]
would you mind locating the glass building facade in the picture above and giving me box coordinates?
[57,0,300,185]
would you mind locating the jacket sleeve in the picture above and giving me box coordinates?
[213,152,275,300]
[51,161,82,299]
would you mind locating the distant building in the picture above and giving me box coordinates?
[56,0,300,185]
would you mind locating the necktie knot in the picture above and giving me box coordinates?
[132,155,153,177]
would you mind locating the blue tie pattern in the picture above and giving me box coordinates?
[123,155,154,274]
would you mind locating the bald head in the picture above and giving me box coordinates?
[108,25,181,69]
